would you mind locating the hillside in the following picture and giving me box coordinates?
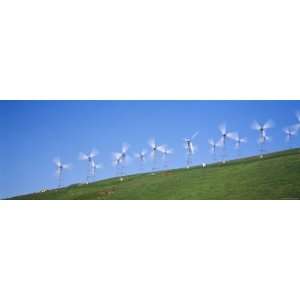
[8,148,300,200]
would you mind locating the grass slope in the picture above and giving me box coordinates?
[9,148,300,200]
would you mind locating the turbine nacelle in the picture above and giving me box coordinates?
[149,138,164,158]
[252,120,274,133]
[112,152,122,165]
[79,149,98,161]
[218,124,237,141]
[234,134,247,149]
[135,150,147,161]
[283,127,297,142]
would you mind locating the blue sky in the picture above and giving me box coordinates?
[0,100,299,198]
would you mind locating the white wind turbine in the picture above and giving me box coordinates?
[149,138,164,173]
[218,124,237,163]
[120,143,130,174]
[234,134,247,157]
[283,127,297,149]
[134,150,147,171]
[114,143,130,180]
[112,152,123,177]
[159,145,173,169]
[184,132,198,168]
[208,138,219,162]
[53,158,71,188]
[252,120,274,158]
[79,149,98,184]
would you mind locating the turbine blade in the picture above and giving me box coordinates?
[283,127,290,134]
[157,145,166,152]
[90,149,98,158]
[150,150,155,159]
[227,132,238,140]
[218,123,226,135]
[122,143,129,153]
[251,120,261,130]
[148,138,155,148]
[79,152,88,160]
[216,138,224,147]
[191,131,199,140]
[167,148,173,154]
[113,152,121,160]
[208,139,214,146]
[263,120,274,129]
[192,144,197,153]
[53,158,61,167]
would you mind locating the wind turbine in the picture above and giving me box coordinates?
[283,127,297,149]
[149,138,164,173]
[120,143,130,177]
[208,138,219,162]
[252,120,274,158]
[53,158,71,188]
[184,132,198,168]
[113,143,130,180]
[79,149,98,184]
[218,124,237,163]
[234,134,247,157]
[112,152,123,177]
[134,150,147,171]
[159,145,173,169]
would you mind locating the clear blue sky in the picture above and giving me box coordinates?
[1,100,299,198]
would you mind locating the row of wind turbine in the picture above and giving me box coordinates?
[52,112,300,188]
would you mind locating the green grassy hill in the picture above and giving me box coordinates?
[9,148,300,200]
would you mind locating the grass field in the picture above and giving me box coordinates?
[9,148,300,200]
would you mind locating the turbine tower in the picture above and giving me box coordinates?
[53,158,71,188]
[258,131,271,158]
[184,132,198,169]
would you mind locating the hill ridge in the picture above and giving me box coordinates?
[7,148,300,200]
